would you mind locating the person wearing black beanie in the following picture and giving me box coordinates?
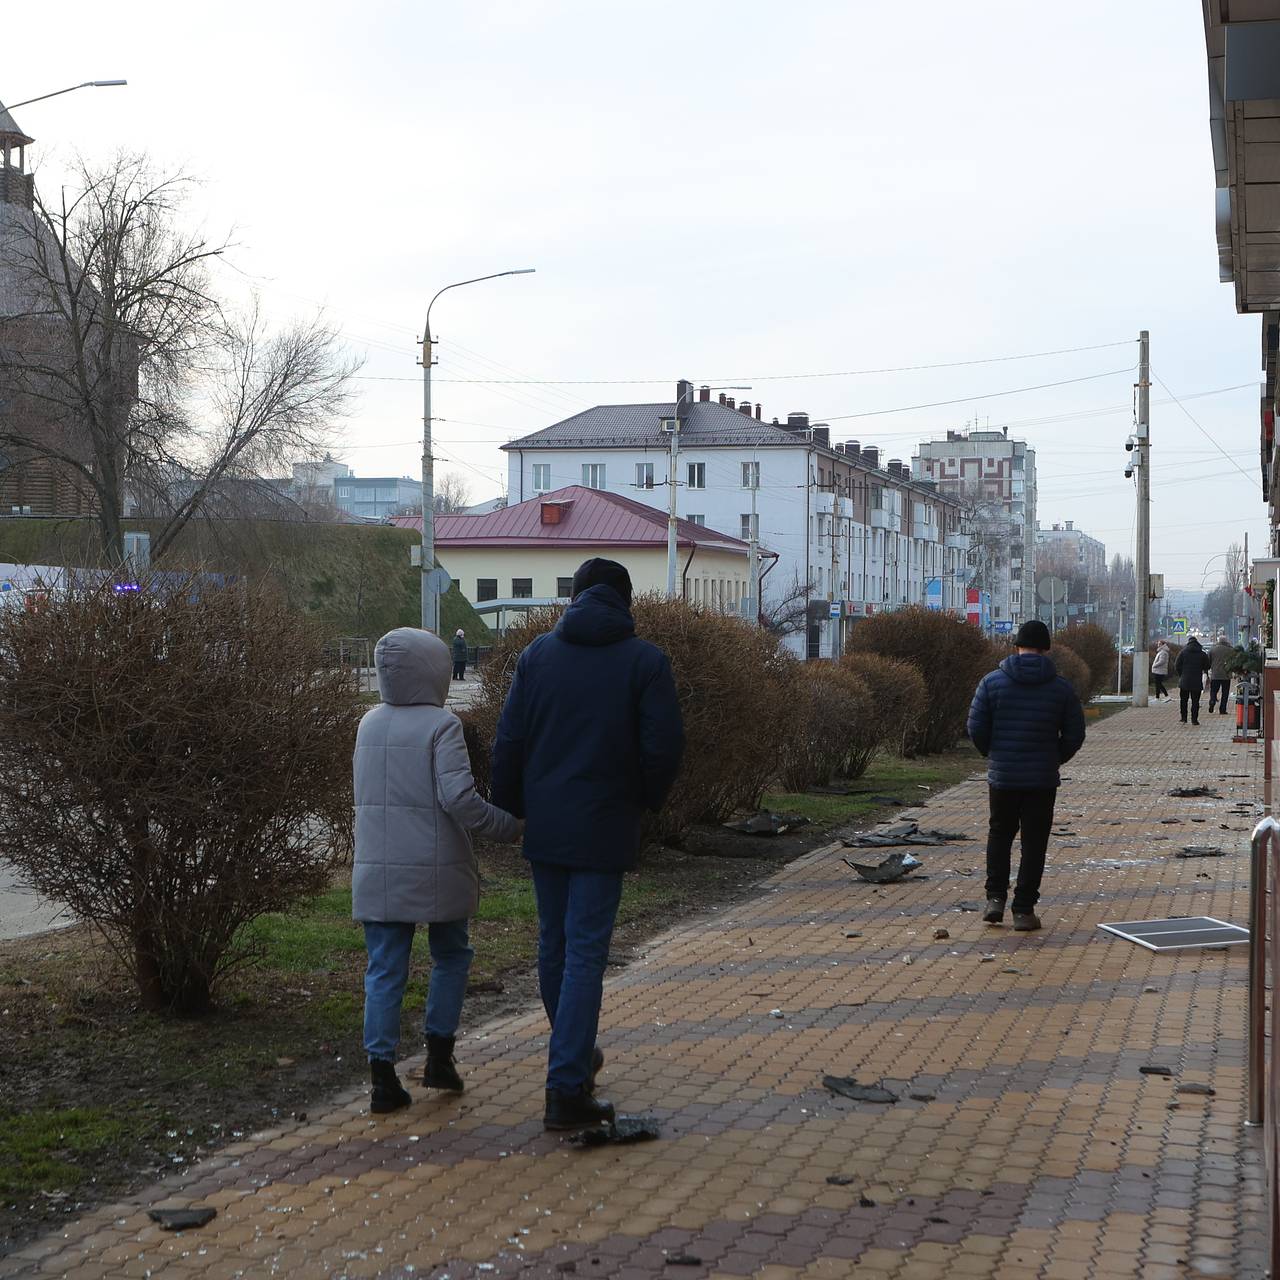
[966,622,1086,933]
[570,557,633,607]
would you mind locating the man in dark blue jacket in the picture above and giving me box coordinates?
[492,559,684,1129]
[966,620,1086,933]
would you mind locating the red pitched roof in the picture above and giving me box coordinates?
[392,486,754,554]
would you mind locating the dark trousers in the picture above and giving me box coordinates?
[1179,688,1201,723]
[1208,679,1230,713]
[985,786,1057,914]
[530,864,625,1093]
[452,661,466,680]
[1153,675,1168,698]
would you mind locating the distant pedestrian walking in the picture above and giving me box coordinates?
[492,558,684,1130]
[1208,632,1234,715]
[1175,635,1212,725]
[352,628,520,1114]
[966,620,1086,933]
[1151,640,1171,700]
[451,629,468,681]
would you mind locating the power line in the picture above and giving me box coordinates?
[1150,370,1259,490]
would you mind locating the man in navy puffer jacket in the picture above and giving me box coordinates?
[966,620,1086,932]
[492,558,684,1130]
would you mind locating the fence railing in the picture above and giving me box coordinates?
[1248,817,1280,1275]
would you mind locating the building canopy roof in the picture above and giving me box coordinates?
[392,485,760,556]
[0,102,33,148]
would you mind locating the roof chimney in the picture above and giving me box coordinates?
[835,442,846,453]
[738,400,752,416]
[862,446,880,469]
[889,458,904,477]
[719,392,727,406]
[755,404,761,420]
[846,440,861,460]
[1065,520,1074,531]
[786,412,810,434]
[725,396,735,410]
[812,425,830,448]
[699,385,711,402]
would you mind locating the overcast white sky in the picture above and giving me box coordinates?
[5,0,1267,588]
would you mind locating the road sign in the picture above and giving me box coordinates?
[1170,616,1188,635]
[829,601,843,618]
[426,567,453,594]
[1037,576,1068,604]
[993,620,1014,634]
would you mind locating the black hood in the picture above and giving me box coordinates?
[556,584,636,647]
[1186,636,1203,651]
[999,653,1058,686]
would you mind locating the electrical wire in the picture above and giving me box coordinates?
[1150,370,1259,489]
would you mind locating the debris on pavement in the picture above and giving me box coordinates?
[826,1174,857,1185]
[822,1075,898,1103]
[1167,786,1222,798]
[843,851,923,883]
[1176,846,1229,858]
[466,979,505,994]
[1139,1065,1174,1076]
[957,902,980,912]
[933,927,950,940]
[147,1207,217,1231]
[665,1254,703,1267]
[843,820,969,848]
[909,1091,937,1102]
[567,1116,661,1147]
[724,810,811,836]
[859,1195,877,1208]
[1175,1082,1216,1096]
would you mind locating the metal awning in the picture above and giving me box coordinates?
[1097,916,1249,951]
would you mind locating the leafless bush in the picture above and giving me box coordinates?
[779,665,874,790]
[0,577,356,1014]
[839,652,927,756]
[1050,643,1093,703]
[846,607,998,755]
[1058,623,1115,699]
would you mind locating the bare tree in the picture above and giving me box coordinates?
[759,571,815,636]
[951,479,1009,597]
[432,472,472,515]
[0,153,358,564]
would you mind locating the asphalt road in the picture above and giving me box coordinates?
[0,862,69,941]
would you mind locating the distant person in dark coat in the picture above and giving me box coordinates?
[451,629,468,681]
[1175,635,1212,724]
[1208,632,1234,715]
[967,619,1086,933]
[492,558,685,1130]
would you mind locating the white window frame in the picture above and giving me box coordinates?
[741,461,760,490]
[635,462,655,490]
[582,463,607,490]
[532,463,551,493]
[687,462,706,490]
[740,513,759,540]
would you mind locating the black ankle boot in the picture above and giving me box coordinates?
[544,1087,616,1131]
[588,1046,605,1093]
[423,1034,464,1092]
[370,1058,411,1114]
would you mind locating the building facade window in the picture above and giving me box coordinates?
[512,578,533,599]
[687,514,706,526]
[556,576,574,598]
[582,463,606,489]
[741,514,759,539]
[477,578,497,602]
[687,462,705,489]
[741,461,760,489]
[635,462,655,490]
[532,463,551,493]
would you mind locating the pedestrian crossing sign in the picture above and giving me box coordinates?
[1170,617,1188,635]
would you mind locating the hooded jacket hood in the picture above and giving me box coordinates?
[999,652,1058,686]
[374,627,451,706]
[1186,635,1203,651]
[556,584,637,648]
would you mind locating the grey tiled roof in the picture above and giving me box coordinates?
[502,401,805,451]
[0,103,33,146]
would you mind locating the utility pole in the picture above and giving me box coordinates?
[1242,530,1250,642]
[1132,330,1151,707]
[665,389,682,598]
[829,501,840,658]
[747,474,759,624]
[1118,598,1126,694]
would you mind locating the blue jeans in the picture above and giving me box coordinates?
[362,920,474,1062]
[530,864,624,1093]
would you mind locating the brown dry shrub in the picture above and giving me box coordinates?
[839,651,927,756]
[0,576,356,1015]
[845,607,999,754]
[1058,623,1115,698]
[461,596,798,842]
[778,665,873,791]
[1049,643,1092,703]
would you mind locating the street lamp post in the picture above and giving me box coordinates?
[420,269,534,632]
[7,81,127,111]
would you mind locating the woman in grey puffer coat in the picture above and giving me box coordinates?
[353,628,520,1112]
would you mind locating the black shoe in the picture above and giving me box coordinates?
[423,1034,464,1092]
[588,1046,605,1093]
[1012,912,1042,932]
[544,1087,616,1131]
[370,1059,411,1113]
[1181,717,1187,723]
[1192,719,1200,726]
[982,897,1006,924]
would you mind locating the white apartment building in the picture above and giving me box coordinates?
[1034,520,1106,583]
[912,429,1036,632]
[503,381,969,658]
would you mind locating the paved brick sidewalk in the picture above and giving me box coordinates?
[1,705,1266,1279]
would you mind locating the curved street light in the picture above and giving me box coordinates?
[420,269,535,632]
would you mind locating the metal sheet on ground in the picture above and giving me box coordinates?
[1097,916,1249,951]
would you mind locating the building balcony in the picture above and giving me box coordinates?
[870,508,897,530]
[945,532,970,550]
